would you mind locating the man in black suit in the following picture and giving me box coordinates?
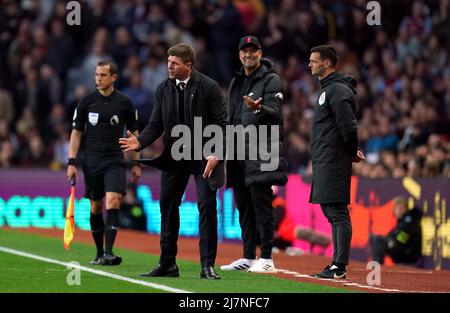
[119,43,227,280]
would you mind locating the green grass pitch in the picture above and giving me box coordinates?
[0,228,353,293]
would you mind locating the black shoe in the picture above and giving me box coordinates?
[310,264,331,277]
[89,255,104,265]
[99,254,122,266]
[311,265,347,279]
[200,266,221,280]
[139,264,179,277]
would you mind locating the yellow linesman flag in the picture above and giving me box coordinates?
[64,177,76,250]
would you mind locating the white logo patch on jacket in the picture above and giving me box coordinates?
[318,92,326,105]
[88,112,99,126]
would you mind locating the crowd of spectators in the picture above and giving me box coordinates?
[0,0,449,178]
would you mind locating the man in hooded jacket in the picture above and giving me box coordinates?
[220,36,287,273]
[308,45,365,279]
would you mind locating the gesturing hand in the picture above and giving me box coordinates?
[203,155,219,178]
[243,95,262,111]
[352,150,366,163]
[119,130,140,152]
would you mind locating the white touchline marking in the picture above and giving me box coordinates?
[3,246,443,293]
[277,269,300,275]
[0,246,192,293]
[277,268,438,293]
[342,282,401,292]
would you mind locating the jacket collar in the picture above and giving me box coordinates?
[176,76,190,87]
[236,64,264,80]
[236,58,275,80]
[319,71,339,87]
[170,69,200,88]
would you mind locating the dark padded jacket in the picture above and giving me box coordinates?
[226,58,287,188]
[309,71,358,204]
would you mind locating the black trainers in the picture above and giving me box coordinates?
[311,265,347,279]
[99,254,122,266]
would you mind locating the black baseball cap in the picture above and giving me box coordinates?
[238,35,261,50]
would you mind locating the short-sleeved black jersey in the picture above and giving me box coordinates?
[72,89,138,155]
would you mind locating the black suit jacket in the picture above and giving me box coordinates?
[136,69,227,189]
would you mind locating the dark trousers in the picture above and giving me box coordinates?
[234,183,274,259]
[159,169,218,268]
[320,203,352,265]
[370,234,388,264]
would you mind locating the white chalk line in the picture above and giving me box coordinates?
[0,246,192,293]
[1,246,445,293]
[276,268,438,293]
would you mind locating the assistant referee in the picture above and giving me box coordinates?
[67,61,141,265]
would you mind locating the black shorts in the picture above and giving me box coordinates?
[82,159,126,201]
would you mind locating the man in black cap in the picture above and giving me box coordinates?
[220,35,287,273]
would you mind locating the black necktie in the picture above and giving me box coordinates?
[177,82,186,124]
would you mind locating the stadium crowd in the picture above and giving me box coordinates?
[0,0,449,178]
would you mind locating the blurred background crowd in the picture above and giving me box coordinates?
[0,0,449,178]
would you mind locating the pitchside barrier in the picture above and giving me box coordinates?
[0,169,448,269]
